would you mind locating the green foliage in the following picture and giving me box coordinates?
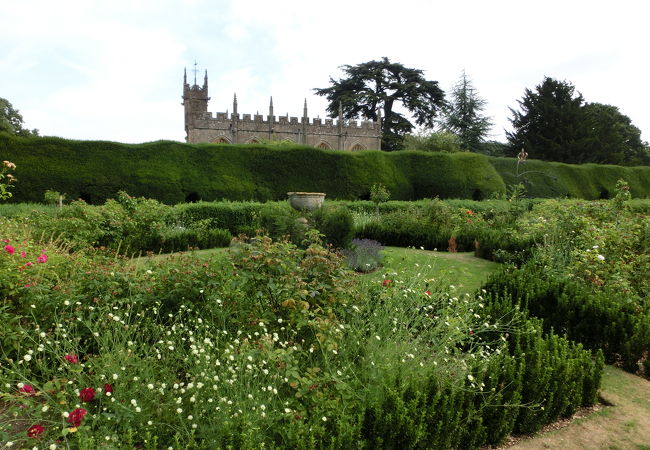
[507,78,649,165]
[0,98,39,136]
[582,103,650,166]
[482,265,648,375]
[314,57,446,151]
[488,156,650,199]
[43,189,64,206]
[369,182,390,211]
[439,71,493,151]
[1,159,17,201]
[309,206,355,249]
[401,130,462,152]
[2,133,517,203]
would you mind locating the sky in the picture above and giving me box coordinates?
[1,0,649,144]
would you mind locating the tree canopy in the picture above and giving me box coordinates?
[314,57,445,151]
[507,77,649,165]
[0,97,39,137]
[439,71,492,151]
[507,77,585,163]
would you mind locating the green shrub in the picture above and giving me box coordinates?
[310,207,355,249]
[482,264,650,375]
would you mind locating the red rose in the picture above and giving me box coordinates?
[19,384,36,395]
[79,387,95,402]
[103,383,113,394]
[67,407,87,427]
[27,424,44,438]
[64,354,79,364]
[382,279,391,287]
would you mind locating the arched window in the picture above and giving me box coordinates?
[350,143,365,151]
[247,138,261,144]
[317,141,331,150]
[213,136,231,144]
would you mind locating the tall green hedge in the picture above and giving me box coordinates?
[2,133,649,203]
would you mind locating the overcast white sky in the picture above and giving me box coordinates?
[1,0,648,144]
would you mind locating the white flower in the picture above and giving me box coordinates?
[467,374,475,382]
[322,416,327,422]
[23,354,32,362]
[597,254,605,261]
[147,383,154,390]
[176,408,183,414]
[41,405,49,412]
[135,407,141,413]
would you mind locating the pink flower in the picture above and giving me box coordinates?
[27,424,44,439]
[64,354,79,364]
[79,387,95,402]
[103,383,113,394]
[4,244,15,255]
[1,239,8,243]
[19,384,36,395]
[24,284,31,288]
[25,261,33,266]
[67,407,87,427]
[37,253,48,263]
[20,250,27,258]
[424,290,431,296]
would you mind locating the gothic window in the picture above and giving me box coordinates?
[350,143,365,151]
[317,141,331,150]
[247,138,261,144]
[213,136,231,144]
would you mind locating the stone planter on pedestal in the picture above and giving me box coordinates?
[287,192,326,212]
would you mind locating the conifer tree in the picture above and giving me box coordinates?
[439,71,492,151]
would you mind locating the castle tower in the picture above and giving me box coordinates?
[182,66,210,141]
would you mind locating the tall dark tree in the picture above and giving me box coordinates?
[582,103,649,165]
[439,71,492,151]
[507,77,586,163]
[0,97,39,137]
[314,58,445,151]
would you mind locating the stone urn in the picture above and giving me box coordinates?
[287,192,326,211]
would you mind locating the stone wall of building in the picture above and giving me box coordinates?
[182,69,381,151]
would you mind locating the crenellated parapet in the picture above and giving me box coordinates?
[183,68,381,151]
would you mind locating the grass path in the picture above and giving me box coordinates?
[361,247,501,295]
[506,366,650,449]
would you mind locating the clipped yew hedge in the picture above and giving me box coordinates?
[2,133,649,203]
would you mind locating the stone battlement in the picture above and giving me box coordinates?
[195,112,379,130]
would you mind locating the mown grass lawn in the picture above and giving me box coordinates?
[360,247,502,295]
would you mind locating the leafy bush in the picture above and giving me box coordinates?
[482,264,649,375]
[310,207,354,249]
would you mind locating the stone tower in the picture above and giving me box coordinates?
[182,68,381,151]
[182,67,210,139]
